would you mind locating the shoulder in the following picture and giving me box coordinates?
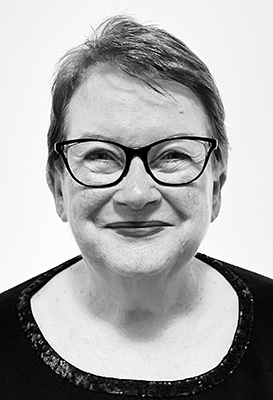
[217,258,273,328]
[197,253,273,298]
[198,253,273,343]
[0,256,82,321]
[197,253,273,332]
[0,277,37,318]
[0,256,82,395]
[216,257,273,302]
[208,256,273,388]
[0,272,47,346]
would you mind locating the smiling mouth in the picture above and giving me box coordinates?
[105,221,172,237]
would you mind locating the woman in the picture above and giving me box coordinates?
[1,16,273,399]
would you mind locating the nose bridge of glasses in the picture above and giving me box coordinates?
[126,146,149,172]
[122,145,150,171]
[117,147,156,191]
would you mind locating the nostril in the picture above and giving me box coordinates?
[113,180,161,210]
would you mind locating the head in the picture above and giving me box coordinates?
[46,15,229,280]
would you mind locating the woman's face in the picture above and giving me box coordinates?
[53,65,223,277]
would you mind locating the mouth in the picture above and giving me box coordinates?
[105,221,173,238]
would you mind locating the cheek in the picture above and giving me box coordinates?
[65,183,113,229]
[172,180,213,224]
[66,190,100,248]
[68,191,97,222]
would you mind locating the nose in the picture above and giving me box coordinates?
[112,157,161,211]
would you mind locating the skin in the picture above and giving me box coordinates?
[49,64,226,340]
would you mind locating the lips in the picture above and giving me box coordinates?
[105,221,172,238]
[105,221,172,228]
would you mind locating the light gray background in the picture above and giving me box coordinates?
[1,0,272,292]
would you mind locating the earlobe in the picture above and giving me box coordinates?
[211,170,226,223]
[46,168,68,223]
[55,187,68,223]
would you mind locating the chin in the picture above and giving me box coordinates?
[96,235,198,278]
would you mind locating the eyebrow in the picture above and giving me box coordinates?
[78,132,134,143]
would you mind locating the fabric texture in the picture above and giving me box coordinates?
[1,254,273,399]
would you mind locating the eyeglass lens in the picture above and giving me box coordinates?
[66,139,208,186]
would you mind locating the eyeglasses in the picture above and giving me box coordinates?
[54,136,218,188]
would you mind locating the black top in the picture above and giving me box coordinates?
[1,254,273,399]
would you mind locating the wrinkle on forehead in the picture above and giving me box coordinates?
[75,64,203,115]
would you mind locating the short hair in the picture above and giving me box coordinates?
[47,15,229,187]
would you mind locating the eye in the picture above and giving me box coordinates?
[159,150,191,161]
[84,150,117,162]
[152,150,192,167]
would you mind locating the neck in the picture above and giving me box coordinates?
[71,257,207,340]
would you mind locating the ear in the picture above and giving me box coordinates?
[211,169,227,223]
[46,168,68,223]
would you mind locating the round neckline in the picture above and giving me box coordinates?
[17,254,254,397]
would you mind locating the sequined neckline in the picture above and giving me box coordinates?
[17,254,254,397]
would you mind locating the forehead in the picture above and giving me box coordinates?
[67,65,209,144]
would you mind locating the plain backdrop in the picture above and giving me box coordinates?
[1,0,273,292]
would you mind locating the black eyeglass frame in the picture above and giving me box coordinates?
[54,136,218,188]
